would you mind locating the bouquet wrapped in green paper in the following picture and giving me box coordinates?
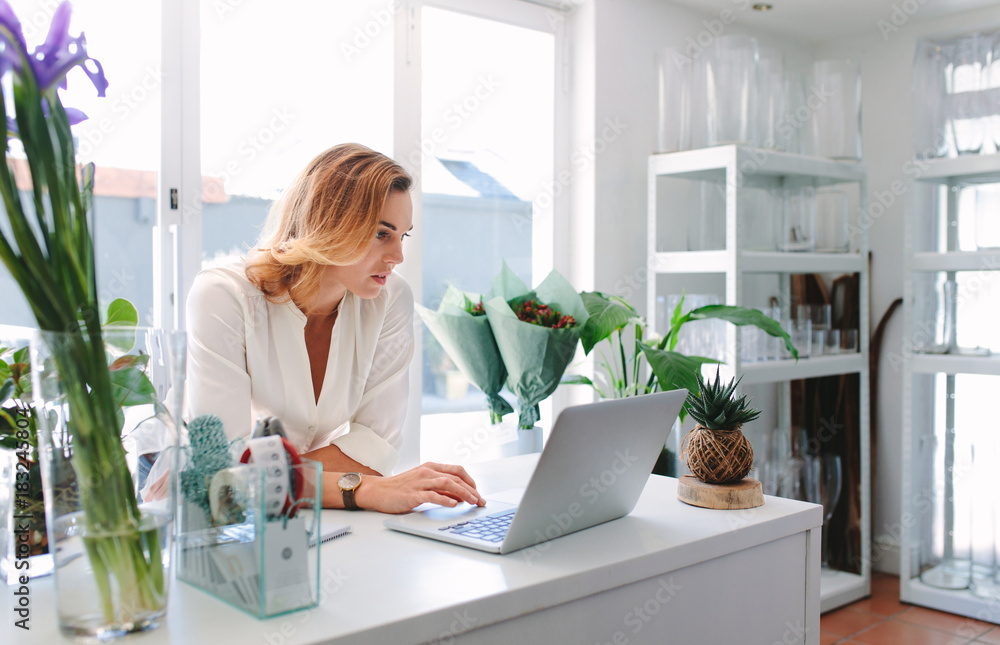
[416,285,514,424]
[483,262,589,429]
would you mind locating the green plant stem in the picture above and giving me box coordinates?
[617,330,628,394]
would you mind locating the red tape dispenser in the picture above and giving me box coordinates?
[240,435,304,519]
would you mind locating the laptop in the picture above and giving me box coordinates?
[383,389,687,555]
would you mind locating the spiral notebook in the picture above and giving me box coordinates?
[309,522,352,547]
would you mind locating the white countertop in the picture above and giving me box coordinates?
[2,454,822,644]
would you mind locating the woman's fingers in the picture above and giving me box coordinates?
[422,462,479,491]
[425,474,484,507]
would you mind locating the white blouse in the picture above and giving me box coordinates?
[184,260,414,475]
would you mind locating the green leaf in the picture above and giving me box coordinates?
[579,291,638,355]
[0,378,14,404]
[109,355,157,407]
[12,346,28,365]
[105,298,138,327]
[640,344,721,401]
[562,374,595,387]
[687,305,799,359]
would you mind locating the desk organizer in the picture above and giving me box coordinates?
[175,455,322,618]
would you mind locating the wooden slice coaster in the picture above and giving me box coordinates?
[676,475,764,510]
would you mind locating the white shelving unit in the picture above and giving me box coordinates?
[901,154,1000,620]
[647,145,871,613]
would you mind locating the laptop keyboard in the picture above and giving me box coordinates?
[439,508,516,543]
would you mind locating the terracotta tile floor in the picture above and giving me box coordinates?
[820,573,1000,644]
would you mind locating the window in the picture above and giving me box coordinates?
[0,0,162,326]
[199,0,395,269]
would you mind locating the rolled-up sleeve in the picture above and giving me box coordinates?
[185,270,253,442]
[330,277,414,475]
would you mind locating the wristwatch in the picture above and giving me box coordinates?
[338,472,363,510]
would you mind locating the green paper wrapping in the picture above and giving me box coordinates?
[415,285,513,423]
[483,263,589,428]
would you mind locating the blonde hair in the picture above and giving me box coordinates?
[245,143,412,307]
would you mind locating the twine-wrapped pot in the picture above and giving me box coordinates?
[682,424,754,485]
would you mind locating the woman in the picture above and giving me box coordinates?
[185,143,484,513]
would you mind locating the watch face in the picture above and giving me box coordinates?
[339,472,361,490]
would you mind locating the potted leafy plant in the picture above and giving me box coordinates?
[566,292,795,474]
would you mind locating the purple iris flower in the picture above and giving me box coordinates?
[30,2,108,97]
[0,0,27,78]
[0,0,107,97]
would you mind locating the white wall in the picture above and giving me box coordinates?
[814,4,1000,575]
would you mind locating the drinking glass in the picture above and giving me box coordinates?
[705,35,758,146]
[913,39,953,159]
[841,329,859,353]
[665,294,724,360]
[757,47,786,150]
[811,454,843,571]
[949,34,987,156]
[784,72,809,154]
[688,180,727,251]
[797,304,832,331]
[740,184,778,251]
[825,329,842,355]
[783,318,811,359]
[971,429,1000,600]
[990,31,1000,151]
[815,188,850,253]
[975,183,1000,249]
[811,60,862,160]
[780,183,816,252]
[918,427,974,590]
[657,47,692,153]
[915,278,958,354]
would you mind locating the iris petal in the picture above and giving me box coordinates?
[28,2,108,97]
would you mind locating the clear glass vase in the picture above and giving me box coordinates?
[30,326,185,641]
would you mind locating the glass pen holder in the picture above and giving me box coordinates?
[176,456,322,618]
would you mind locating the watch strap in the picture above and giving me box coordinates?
[340,473,361,510]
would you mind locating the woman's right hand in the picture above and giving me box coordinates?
[354,462,486,514]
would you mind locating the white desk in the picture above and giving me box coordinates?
[2,454,822,644]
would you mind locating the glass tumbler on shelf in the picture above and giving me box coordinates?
[914,278,958,354]
[810,60,862,160]
[975,182,1000,250]
[918,426,973,590]
[970,428,1000,600]
[740,184,778,251]
[688,180,727,251]
[948,34,987,156]
[780,183,816,252]
[815,188,850,253]
[807,454,843,572]
[705,34,758,146]
[990,31,1000,151]
[657,47,692,153]
[913,39,953,159]
[757,46,786,150]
